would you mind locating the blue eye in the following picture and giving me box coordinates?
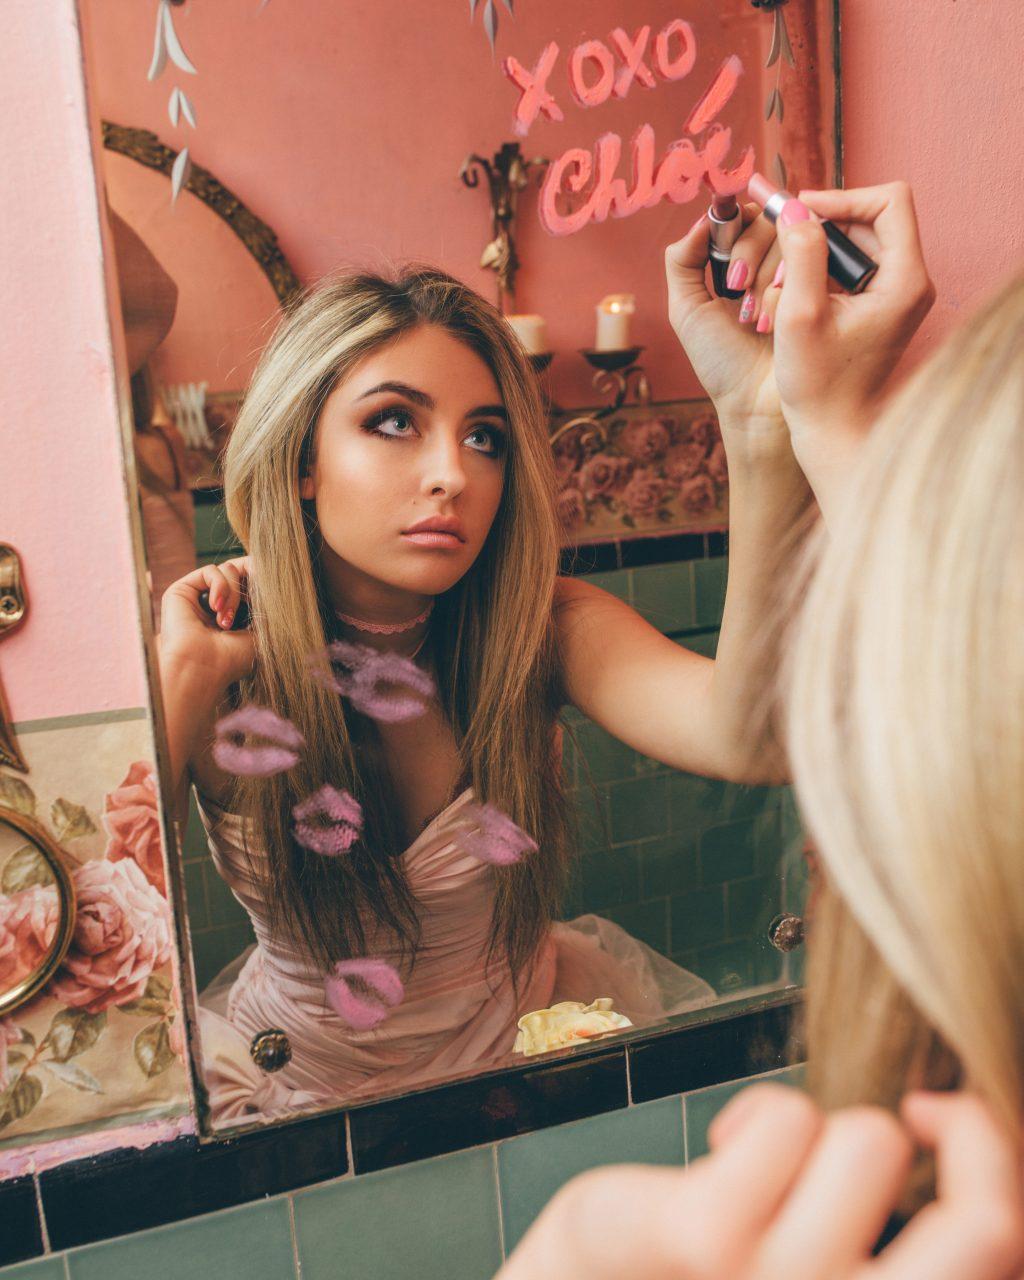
[466,425,506,457]
[364,408,416,439]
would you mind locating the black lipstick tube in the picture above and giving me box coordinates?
[759,187,878,294]
[708,199,746,299]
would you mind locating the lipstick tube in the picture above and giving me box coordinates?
[751,176,878,294]
[707,196,745,299]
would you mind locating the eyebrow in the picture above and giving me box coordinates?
[354,381,508,421]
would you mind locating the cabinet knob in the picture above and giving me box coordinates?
[768,913,805,952]
[249,1028,292,1073]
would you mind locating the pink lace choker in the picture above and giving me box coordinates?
[334,602,433,635]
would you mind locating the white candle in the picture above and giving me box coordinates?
[595,294,635,351]
[505,313,548,355]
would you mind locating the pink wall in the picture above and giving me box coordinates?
[80,0,779,407]
[839,3,1024,360]
[1,5,150,721]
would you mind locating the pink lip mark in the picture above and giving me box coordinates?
[292,785,363,856]
[450,802,539,866]
[212,705,304,776]
[310,641,435,723]
[325,958,404,1031]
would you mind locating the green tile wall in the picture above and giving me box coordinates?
[182,507,807,1006]
[559,560,802,1000]
[5,1064,804,1280]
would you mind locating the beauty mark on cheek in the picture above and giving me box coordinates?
[212,705,304,776]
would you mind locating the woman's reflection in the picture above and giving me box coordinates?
[157,264,794,1125]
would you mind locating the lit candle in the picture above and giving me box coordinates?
[505,314,548,355]
[594,294,635,351]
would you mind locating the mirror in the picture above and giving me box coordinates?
[78,0,835,1134]
[0,805,76,1018]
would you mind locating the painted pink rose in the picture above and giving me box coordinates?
[103,760,166,895]
[621,469,666,520]
[0,884,60,992]
[707,440,729,487]
[0,1017,24,1091]
[556,486,586,535]
[679,473,717,516]
[580,452,631,501]
[620,417,671,464]
[687,413,721,454]
[665,441,708,485]
[49,859,172,1014]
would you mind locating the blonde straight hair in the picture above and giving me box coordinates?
[786,275,1024,1143]
[221,267,572,980]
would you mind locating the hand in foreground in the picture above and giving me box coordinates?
[496,1085,1024,1280]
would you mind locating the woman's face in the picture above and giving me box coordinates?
[300,324,509,605]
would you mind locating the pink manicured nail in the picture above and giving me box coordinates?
[222,611,234,627]
[778,198,811,227]
[739,291,756,323]
[771,260,786,288]
[756,310,770,334]
[726,259,749,290]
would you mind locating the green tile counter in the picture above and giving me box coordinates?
[1,1065,803,1280]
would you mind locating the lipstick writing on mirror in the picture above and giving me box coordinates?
[747,172,879,294]
[707,194,746,299]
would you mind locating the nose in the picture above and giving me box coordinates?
[419,430,467,500]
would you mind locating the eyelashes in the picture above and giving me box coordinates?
[360,406,506,456]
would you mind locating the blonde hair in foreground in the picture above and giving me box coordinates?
[221,266,571,980]
[787,274,1024,1145]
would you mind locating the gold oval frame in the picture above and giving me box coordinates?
[100,121,302,307]
[0,805,77,1017]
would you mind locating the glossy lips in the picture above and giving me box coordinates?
[311,640,435,723]
[292,785,363,856]
[325,958,405,1031]
[450,802,539,866]
[212,705,304,776]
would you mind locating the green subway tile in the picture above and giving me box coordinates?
[670,883,725,951]
[1,1261,66,1280]
[293,1147,501,1280]
[699,819,760,884]
[726,874,781,940]
[191,921,257,991]
[685,1069,806,1160]
[182,792,209,861]
[571,784,612,854]
[575,720,638,786]
[581,568,632,602]
[637,833,700,900]
[693,939,757,995]
[183,859,210,930]
[498,1097,683,1251]
[666,772,726,837]
[675,629,718,658]
[692,557,728,628]
[203,864,250,928]
[575,845,641,912]
[604,898,669,954]
[630,562,695,633]
[192,502,241,557]
[609,774,668,845]
[558,719,579,789]
[67,1199,295,1280]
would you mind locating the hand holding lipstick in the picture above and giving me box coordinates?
[159,554,257,693]
[754,181,936,521]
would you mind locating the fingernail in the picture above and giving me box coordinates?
[221,611,234,628]
[739,291,756,323]
[756,310,770,334]
[778,198,811,227]
[726,259,749,290]
[771,260,786,288]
